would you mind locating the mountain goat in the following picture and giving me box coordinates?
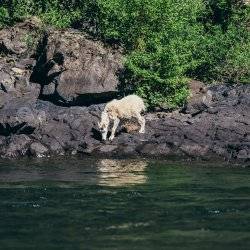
[98,95,146,141]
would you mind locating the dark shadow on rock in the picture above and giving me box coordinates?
[0,124,9,136]
[0,122,32,136]
[30,32,49,83]
[74,91,119,106]
[39,90,69,107]
[30,32,69,106]
[117,68,135,96]
[18,126,36,135]
[0,122,35,136]
[91,127,103,141]
[0,83,7,93]
[0,41,15,55]
[39,91,120,107]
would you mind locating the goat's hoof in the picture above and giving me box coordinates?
[139,131,145,134]
[109,137,114,141]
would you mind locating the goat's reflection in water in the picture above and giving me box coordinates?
[96,159,148,187]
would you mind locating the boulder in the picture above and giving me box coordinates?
[31,29,123,104]
[0,17,42,57]
[29,142,49,157]
[0,18,42,109]
[0,134,31,158]
[182,80,211,115]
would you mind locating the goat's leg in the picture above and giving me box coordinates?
[102,127,108,141]
[136,114,145,133]
[109,118,120,141]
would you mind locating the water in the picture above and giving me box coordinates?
[0,158,249,250]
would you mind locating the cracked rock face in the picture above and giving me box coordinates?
[47,30,123,99]
[30,27,123,105]
[0,18,42,112]
[0,19,249,163]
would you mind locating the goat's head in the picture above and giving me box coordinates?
[98,111,109,140]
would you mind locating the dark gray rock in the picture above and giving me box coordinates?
[30,28,123,105]
[137,143,171,156]
[29,142,49,157]
[0,19,41,111]
[0,17,42,57]
[0,134,31,158]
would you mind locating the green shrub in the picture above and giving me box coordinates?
[94,0,205,108]
[0,6,9,28]
[191,0,250,84]
[40,8,81,28]
[92,0,249,108]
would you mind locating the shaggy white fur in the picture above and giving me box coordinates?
[98,95,146,141]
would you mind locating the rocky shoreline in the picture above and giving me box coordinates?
[0,19,249,162]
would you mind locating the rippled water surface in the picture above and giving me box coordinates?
[0,158,249,250]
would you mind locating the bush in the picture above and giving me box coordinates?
[94,0,205,108]
[191,0,250,84]
[0,6,9,28]
[40,9,81,29]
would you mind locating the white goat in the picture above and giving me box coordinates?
[98,95,146,141]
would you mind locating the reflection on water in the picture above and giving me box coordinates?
[0,158,148,187]
[96,159,148,187]
[0,158,249,250]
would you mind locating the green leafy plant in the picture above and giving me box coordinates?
[93,0,204,108]
[0,6,9,27]
[190,0,250,84]
[40,8,81,28]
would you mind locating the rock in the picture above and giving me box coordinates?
[0,70,15,92]
[0,98,46,135]
[0,17,42,56]
[11,67,26,75]
[31,28,123,104]
[138,143,171,156]
[182,80,210,115]
[122,120,141,133]
[98,144,118,153]
[0,19,41,110]
[180,143,210,157]
[29,142,48,157]
[237,149,250,160]
[1,135,31,158]
[0,83,249,162]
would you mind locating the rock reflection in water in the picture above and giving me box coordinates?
[96,159,148,187]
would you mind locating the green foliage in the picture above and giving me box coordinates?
[1,0,82,28]
[0,0,249,108]
[40,9,81,29]
[191,0,250,84]
[0,6,9,28]
[94,0,205,108]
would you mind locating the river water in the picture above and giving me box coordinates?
[0,158,249,250]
